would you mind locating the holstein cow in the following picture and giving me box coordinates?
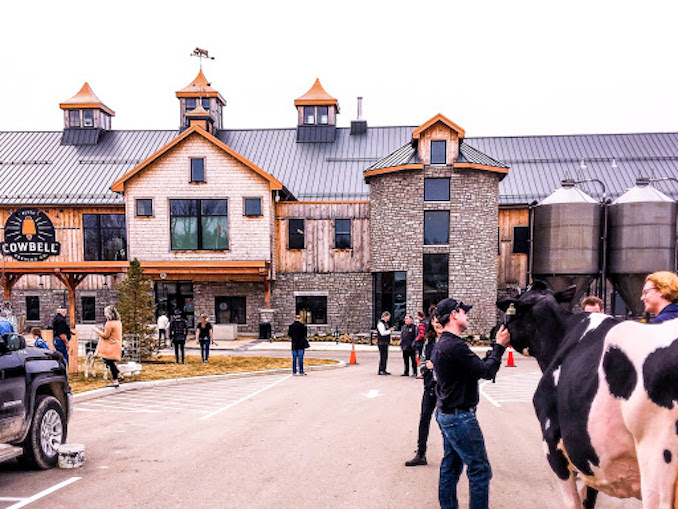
[497,281,678,509]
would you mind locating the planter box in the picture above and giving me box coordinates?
[213,324,238,340]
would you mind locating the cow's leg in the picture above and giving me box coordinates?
[635,437,678,509]
[556,475,584,509]
[581,486,598,509]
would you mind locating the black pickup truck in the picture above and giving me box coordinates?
[0,333,73,469]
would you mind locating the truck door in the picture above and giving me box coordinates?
[0,351,27,443]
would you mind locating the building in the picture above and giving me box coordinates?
[2,71,677,336]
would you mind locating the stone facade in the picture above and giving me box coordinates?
[270,272,372,336]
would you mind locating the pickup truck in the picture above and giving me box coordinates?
[0,333,73,469]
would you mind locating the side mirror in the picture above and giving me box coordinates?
[2,333,26,352]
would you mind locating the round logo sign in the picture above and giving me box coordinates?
[1,208,61,261]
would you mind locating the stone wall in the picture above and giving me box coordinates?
[270,272,372,335]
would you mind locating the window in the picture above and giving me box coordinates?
[335,219,351,249]
[215,296,246,324]
[373,272,406,329]
[296,295,327,325]
[431,140,447,165]
[186,98,197,111]
[244,198,262,216]
[170,199,228,250]
[69,110,80,127]
[304,106,315,125]
[201,98,210,110]
[424,178,450,201]
[26,296,39,321]
[424,210,450,245]
[83,109,94,127]
[423,254,449,312]
[136,199,153,217]
[318,106,329,125]
[513,226,530,254]
[190,158,205,183]
[81,296,96,322]
[288,219,305,249]
[83,214,127,261]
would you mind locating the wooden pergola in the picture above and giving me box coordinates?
[1,260,271,327]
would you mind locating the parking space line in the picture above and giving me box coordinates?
[6,477,81,508]
[480,371,541,408]
[200,374,292,420]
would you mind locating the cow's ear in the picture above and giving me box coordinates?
[530,280,549,292]
[497,298,516,312]
[555,285,577,304]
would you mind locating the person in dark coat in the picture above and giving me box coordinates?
[641,271,678,323]
[169,310,188,364]
[406,314,442,466]
[399,314,417,377]
[376,311,393,375]
[52,308,72,363]
[288,315,309,375]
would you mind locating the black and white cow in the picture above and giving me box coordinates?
[497,281,678,509]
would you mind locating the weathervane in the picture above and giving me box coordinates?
[190,47,215,69]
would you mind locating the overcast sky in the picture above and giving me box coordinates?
[1,0,677,137]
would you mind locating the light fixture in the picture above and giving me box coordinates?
[580,159,587,170]
[611,158,617,169]
[38,276,44,288]
[102,276,108,288]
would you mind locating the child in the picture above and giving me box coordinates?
[31,327,50,349]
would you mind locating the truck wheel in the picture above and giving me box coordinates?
[23,395,67,469]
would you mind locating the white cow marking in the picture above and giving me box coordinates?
[583,313,608,337]
[553,366,561,386]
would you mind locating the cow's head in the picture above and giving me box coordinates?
[497,281,576,370]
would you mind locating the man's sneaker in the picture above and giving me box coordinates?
[405,451,427,466]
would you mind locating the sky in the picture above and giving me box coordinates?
[1,0,677,137]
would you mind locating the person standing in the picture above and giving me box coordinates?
[0,308,15,335]
[414,310,426,361]
[157,312,169,348]
[288,314,309,376]
[377,311,393,375]
[431,297,510,509]
[94,306,124,388]
[30,327,50,349]
[196,313,213,363]
[400,314,417,377]
[52,308,72,363]
[581,295,604,313]
[169,310,188,364]
[405,313,443,466]
[641,271,678,323]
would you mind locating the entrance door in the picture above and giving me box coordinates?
[156,283,195,329]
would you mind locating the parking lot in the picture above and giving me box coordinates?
[0,351,640,508]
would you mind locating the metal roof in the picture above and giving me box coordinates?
[457,142,508,168]
[366,142,420,172]
[1,128,678,206]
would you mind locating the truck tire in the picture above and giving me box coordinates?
[22,395,67,469]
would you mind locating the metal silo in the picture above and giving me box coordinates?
[607,178,677,316]
[532,181,603,306]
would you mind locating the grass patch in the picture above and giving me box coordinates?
[70,355,336,394]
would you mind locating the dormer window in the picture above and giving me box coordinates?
[431,140,447,165]
[83,110,94,127]
[201,98,210,110]
[191,158,205,183]
[186,98,197,111]
[304,107,315,125]
[318,106,329,125]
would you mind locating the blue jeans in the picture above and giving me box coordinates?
[199,339,210,362]
[436,410,492,509]
[292,349,305,374]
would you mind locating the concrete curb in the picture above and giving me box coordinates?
[73,359,346,403]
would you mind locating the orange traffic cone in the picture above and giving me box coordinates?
[506,346,516,367]
[416,353,421,366]
[349,344,357,365]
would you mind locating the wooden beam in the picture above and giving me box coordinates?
[264,279,271,308]
[1,273,21,301]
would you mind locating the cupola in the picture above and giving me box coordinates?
[294,79,339,143]
[176,70,226,132]
[59,82,114,145]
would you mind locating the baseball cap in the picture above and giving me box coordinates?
[435,298,473,317]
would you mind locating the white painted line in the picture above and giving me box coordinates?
[479,380,501,407]
[0,498,24,502]
[362,389,382,399]
[200,374,291,420]
[6,477,81,508]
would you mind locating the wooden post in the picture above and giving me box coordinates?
[264,279,271,308]
[1,273,21,302]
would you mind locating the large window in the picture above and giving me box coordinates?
[26,296,39,321]
[431,140,447,164]
[373,272,406,329]
[83,214,127,261]
[296,295,327,325]
[190,158,205,183]
[423,254,449,312]
[513,226,530,254]
[288,219,305,249]
[215,296,246,324]
[335,219,351,249]
[424,210,450,245]
[424,178,450,201]
[170,199,228,250]
[81,296,96,322]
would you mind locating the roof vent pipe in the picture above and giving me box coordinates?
[350,97,368,135]
[357,97,363,120]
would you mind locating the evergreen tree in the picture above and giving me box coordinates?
[116,258,156,360]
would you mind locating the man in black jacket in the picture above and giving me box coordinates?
[399,314,417,376]
[169,310,188,364]
[52,308,72,363]
[431,297,509,509]
[288,315,309,375]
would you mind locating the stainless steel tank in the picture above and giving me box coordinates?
[532,182,602,305]
[607,179,677,316]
